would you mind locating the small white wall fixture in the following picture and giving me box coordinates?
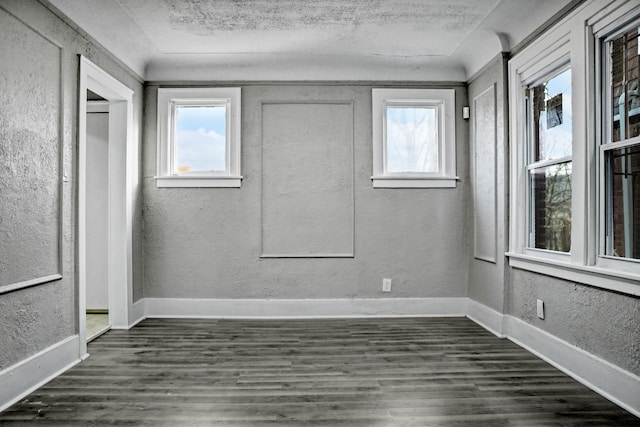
[78,56,137,358]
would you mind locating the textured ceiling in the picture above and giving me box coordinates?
[160,1,487,33]
[118,0,496,56]
[46,0,575,81]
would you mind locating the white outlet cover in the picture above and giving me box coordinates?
[382,279,391,292]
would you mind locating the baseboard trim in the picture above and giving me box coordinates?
[0,335,80,413]
[504,314,640,418]
[109,299,146,331]
[466,299,505,337]
[129,298,146,328]
[142,297,468,319]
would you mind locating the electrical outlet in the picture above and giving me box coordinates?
[382,278,392,292]
[537,299,545,319]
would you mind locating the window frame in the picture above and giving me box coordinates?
[371,88,457,188]
[524,65,573,255]
[507,0,640,297]
[509,35,573,264]
[156,87,242,188]
[597,15,640,273]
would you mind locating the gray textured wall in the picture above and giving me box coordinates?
[509,269,640,376]
[143,84,470,299]
[0,0,144,369]
[0,7,61,289]
[261,102,354,257]
[469,54,640,378]
[467,54,509,313]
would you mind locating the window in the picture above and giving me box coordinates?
[372,88,457,188]
[526,68,573,253]
[156,88,241,187]
[511,51,573,263]
[602,21,640,263]
[508,0,640,295]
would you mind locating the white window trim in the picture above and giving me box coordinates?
[525,65,573,255]
[508,252,640,296]
[371,88,457,188]
[509,34,573,264]
[507,0,640,297]
[156,87,242,188]
[596,13,640,274]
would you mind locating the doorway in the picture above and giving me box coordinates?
[78,56,136,358]
[85,92,110,341]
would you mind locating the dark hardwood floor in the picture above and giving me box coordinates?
[1,317,638,426]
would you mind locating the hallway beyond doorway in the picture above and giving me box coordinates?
[86,313,108,342]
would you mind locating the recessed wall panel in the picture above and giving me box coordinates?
[261,102,354,257]
[0,9,62,291]
[473,85,497,263]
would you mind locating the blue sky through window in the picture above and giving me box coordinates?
[174,105,226,172]
[537,68,572,162]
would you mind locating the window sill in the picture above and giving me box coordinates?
[155,176,243,188]
[506,252,640,297]
[371,176,458,189]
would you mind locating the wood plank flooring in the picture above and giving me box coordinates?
[1,317,638,426]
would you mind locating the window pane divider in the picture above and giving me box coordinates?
[526,155,572,170]
[601,135,640,151]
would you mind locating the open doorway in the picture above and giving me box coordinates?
[78,56,136,358]
[85,90,110,341]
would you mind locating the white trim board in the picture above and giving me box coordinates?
[110,298,146,331]
[0,335,80,413]
[464,299,639,418]
[504,314,640,418]
[127,298,146,329]
[142,297,468,319]
[78,55,138,360]
[466,299,506,338]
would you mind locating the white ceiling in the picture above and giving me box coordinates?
[47,0,574,81]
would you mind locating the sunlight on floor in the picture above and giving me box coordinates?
[86,313,109,342]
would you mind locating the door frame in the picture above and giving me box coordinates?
[78,56,136,358]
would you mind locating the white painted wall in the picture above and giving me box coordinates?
[85,109,109,311]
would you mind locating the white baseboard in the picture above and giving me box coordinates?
[0,335,80,413]
[466,299,505,337]
[504,313,640,418]
[129,298,146,328]
[142,297,468,319]
[109,300,146,330]
[465,299,639,417]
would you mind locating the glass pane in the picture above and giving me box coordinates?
[530,162,572,252]
[531,69,572,161]
[174,105,226,173]
[611,26,640,142]
[386,107,438,173]
[606,144,640,259]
